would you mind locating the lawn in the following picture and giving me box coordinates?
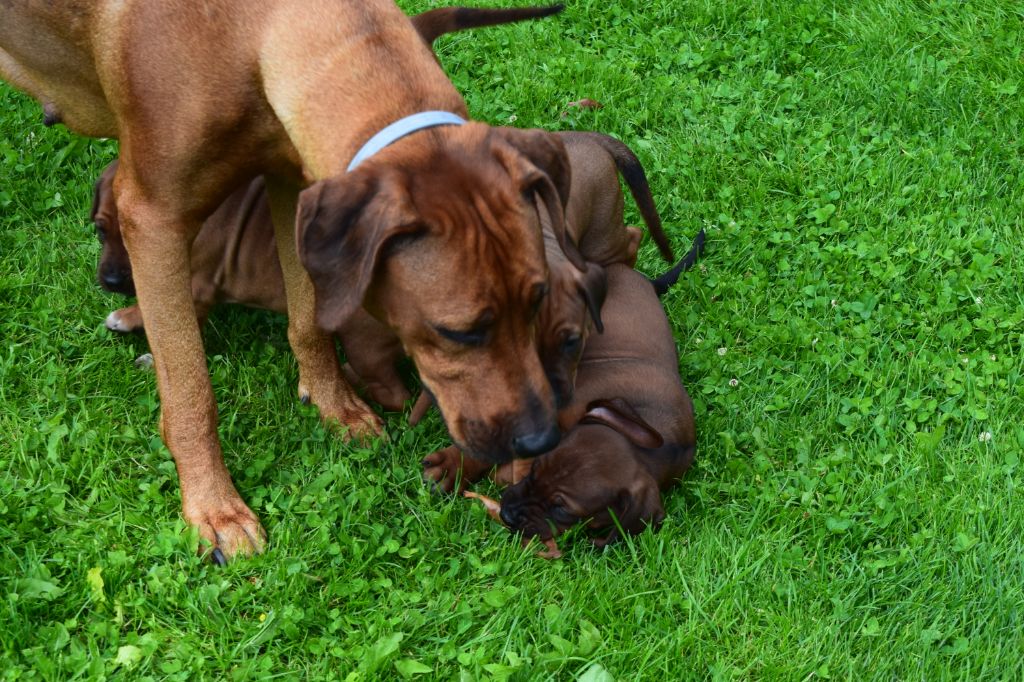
[1,0,1022,679]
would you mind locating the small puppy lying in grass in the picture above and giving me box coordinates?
[438,236,703,557]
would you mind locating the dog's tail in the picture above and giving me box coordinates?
[565,131,675,264]
[649,227,705,297]
[412,5,564,47]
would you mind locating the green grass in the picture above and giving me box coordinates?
[2,0,1023,678]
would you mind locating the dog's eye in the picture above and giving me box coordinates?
[95,226,107,243]
[435,310,494,347]
[434,322,491,347]
[561,333,582,355]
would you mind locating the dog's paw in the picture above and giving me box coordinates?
[105,306,144,334]
[422,445,466,494]
[297,377,385,441]
[364,382,412,413]
[184,493,267,563]
[319,405,385,442]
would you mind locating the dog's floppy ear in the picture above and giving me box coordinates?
[615,477,666,535]
[582,398,664,449]
[297,169,421,331]
[591,476,665,547]
[577,262,607,333]
[91,161,119,225]
[493,127,585,270]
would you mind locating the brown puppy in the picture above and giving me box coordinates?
[1,1,575,560]
[92,161,411,411]
[430,232,704,553]
[558,131,675,267]
[520,130,681,406]
[90,6,562,413]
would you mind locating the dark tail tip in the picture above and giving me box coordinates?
[649,228,706,297]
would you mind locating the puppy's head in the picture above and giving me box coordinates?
[90,160,135,296]
[538,246,606,408]
[298,122,584,463]
[499,398,666,544]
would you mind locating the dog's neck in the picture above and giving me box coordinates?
[257,0,467,178]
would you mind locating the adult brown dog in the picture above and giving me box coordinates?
[89,6,566,413]
[0,1,578,560]
[431,239,703,553]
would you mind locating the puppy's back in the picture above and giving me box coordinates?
[570,264,694,450]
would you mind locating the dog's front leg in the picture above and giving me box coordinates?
[116,173,266,563]
[264,177,383,439]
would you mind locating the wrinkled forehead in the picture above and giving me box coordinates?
[381,235,543,326]
[543,262,584,313]
[372,128,553,312]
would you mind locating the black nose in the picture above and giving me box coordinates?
[499,506,518,527]
[511,425,560,456]
[101,271,125,287]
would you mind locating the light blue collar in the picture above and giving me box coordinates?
[347,111,466,171]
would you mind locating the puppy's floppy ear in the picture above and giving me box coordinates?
[493,127,585,270]
[582,398,664,449]
[577,262,607,333]
[592,475,665,546]
[616,476,666,535]
[91,161,119,224]
[297,168,421,331]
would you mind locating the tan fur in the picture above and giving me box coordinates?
[1,1,567,559]
[419,130,669,458]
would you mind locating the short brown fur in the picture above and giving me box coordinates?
[0,0,570,559]
[428,264,697,548]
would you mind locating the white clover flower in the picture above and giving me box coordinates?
[718,347,727,356]
[978,431,993,443]
[728,378,739,387]
[508,114,518,123]
[831,299,838,308]
[974,296,983,305]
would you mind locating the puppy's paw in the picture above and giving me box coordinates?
[423,446,493,494]
[423,445,466,494]
[105,306,144,334]
[364,382,412,413]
